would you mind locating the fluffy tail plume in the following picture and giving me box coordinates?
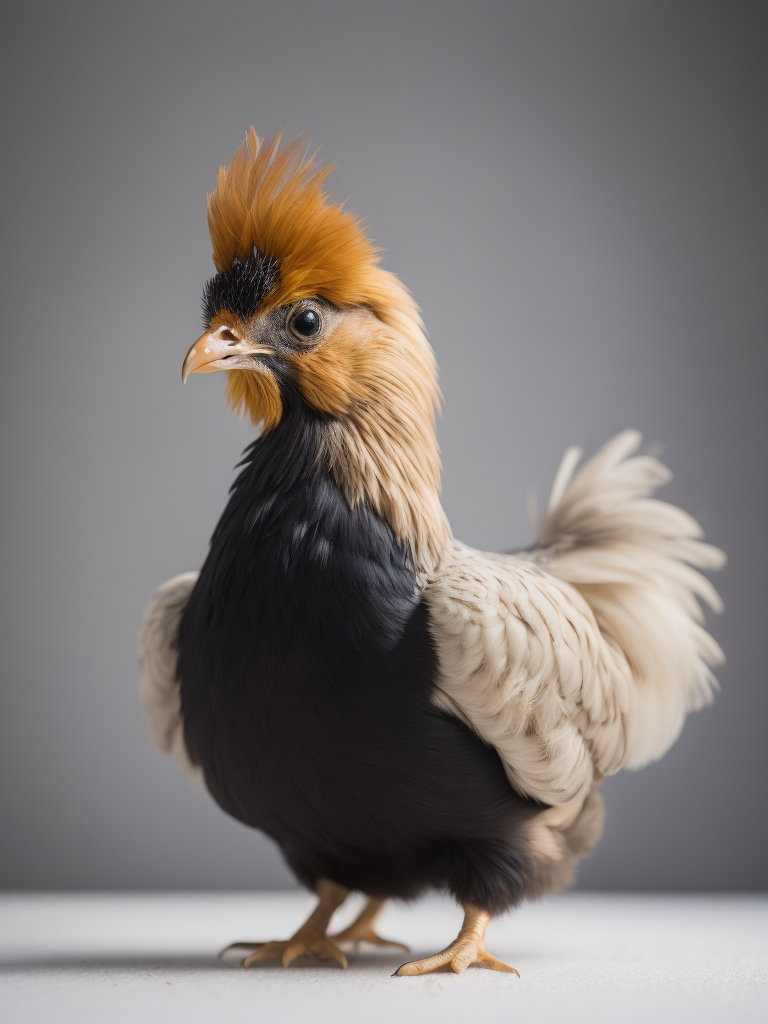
[533,430,725,769]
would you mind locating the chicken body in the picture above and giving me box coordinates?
[138,129,723,975]
[177,392,557,914]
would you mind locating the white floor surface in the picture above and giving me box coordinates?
[1,891,765,1023]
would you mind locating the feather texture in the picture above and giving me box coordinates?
[425,431,724,807]
[208,128,383,314]
[138,572,200,779]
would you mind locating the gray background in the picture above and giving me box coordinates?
[1,0,765,891]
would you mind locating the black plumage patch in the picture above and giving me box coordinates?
[177,389,543,913]
[202,248,279,326]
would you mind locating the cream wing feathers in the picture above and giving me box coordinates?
[425,431,724,808]
[138,571,200,778]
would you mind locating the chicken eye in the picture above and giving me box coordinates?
[290,308,322,341]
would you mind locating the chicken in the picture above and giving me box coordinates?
[138,129,724,976]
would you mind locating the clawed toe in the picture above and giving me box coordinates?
[332,925,410,953]
[478,951,519,975]
[242,933,348,969]
[395,947,517,977]
[330,896,410,953]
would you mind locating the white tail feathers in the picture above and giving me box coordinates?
[534,430,725,769]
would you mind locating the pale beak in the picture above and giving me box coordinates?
[182,325,274,382]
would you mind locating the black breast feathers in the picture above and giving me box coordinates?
[177,390,537,911]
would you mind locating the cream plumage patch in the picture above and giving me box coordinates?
[138,572,200,781]
[425,431,724,808]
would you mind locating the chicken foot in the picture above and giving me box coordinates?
[331,897,410,952]
[222,878,350,969]
[394,903,518,977]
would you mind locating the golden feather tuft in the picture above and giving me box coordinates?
[224,367,283,432]
[208,128,382,312]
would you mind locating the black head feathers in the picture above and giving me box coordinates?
[202,248,279,327]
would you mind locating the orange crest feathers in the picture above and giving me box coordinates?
[208,129,382,311]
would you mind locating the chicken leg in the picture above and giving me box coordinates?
[394,903,518,976]
[330,897,410,952]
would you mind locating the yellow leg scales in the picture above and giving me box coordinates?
[331,897,410,952]
[394,903,519,977]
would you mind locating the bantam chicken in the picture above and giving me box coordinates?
[139,129,724,976]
